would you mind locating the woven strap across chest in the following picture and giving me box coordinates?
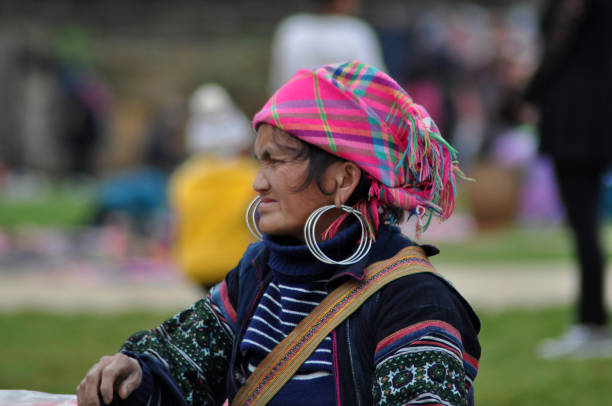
[232,245,436,406]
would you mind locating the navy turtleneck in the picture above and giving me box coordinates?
[240,220,363,406]
[263,220,362,279]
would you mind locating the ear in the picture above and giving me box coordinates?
[332,162,362,208]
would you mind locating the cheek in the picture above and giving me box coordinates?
[272,164,328,216]
[273,167,307,201]
[283,165,309,190]
[290,186,331,219]
[286,194,313,217]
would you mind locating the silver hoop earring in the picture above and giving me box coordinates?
[246,196,263,241]
[303,205,372,265]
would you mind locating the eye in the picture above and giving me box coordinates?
[258,151,286,166]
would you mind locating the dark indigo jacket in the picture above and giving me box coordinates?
[119,225,481,405]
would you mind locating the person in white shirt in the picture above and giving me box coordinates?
[268,0,387,94]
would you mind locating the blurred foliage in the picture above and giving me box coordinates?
[52,25,94,67]
[0,183,95,229]
[1,306,610,405]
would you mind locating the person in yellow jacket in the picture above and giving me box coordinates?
[170,84,258,287]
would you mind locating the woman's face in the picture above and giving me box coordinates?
[253,124,337,240]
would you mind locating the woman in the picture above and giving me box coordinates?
[524,0,612,358]
[77,61,481,406]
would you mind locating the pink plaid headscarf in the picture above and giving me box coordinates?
[253,61,461,236]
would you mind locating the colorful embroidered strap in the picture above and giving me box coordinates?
[232,245,436,406]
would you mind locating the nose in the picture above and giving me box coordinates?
[252,168,269,193]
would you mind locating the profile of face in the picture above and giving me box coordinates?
[253,124,361,241]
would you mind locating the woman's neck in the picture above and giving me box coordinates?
[263,221,361,279]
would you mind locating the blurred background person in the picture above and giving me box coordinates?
[91,99,185,244]
[267,0,387,94]
[524,0,612,358]
[169,83,258,289]
[11,29,110,178]
[56,56,109,177]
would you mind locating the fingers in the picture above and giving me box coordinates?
[77,355,113,406]
[77,353,142,406]
[99,361,118,404]
[118,358,143,399]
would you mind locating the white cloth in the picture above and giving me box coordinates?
[0,390,76,405]
[268,13,387,94]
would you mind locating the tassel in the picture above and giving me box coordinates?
[322,212,349,241]
[368,181,383,200]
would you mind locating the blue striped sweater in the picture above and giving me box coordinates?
[240,223,361,405]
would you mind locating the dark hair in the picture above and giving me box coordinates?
[268,126,364,195]
[269,127,402,224]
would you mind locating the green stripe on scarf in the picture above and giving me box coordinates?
[314,74,336,152]
[270,93,282,129]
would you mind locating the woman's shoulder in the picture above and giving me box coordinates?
[377,271,481,336]
[369,229,478,325]
[242,241,267,259]
[231,242,268,279]
[384,271,458,305]
[217,242,270,319]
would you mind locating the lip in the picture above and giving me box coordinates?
[258,198,278,211]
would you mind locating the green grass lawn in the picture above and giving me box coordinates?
[433,223,612,264]
[476,307,612,405]
[0,312,170,394]
[0,307,610,405]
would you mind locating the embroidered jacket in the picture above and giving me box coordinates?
[120,225,481,405]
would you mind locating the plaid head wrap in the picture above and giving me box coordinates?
[253,61,461,236]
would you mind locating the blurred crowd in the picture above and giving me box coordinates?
[0,0,611,286]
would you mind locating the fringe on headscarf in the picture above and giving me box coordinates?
[253,60,466,241]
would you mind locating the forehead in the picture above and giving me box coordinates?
[255,124,303,153]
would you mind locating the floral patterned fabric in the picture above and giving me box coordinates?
[121,296,233,405]
[373,350,468,406]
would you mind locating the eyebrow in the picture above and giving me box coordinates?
[253,149,272,162]
[254,138,303,161]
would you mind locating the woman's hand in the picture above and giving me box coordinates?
[76,353,142,406]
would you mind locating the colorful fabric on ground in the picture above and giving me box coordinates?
[373,320,479,405]
[253,60,460,235]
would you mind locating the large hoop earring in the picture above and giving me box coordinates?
[304,205,372,265]
[246,196,263,241]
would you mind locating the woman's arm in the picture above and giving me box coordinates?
[76,293,235,406]
[119,294,234,405]
[372,317,476,405]
[371,274,481,406]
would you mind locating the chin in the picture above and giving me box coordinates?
[259,223,282,236]
[259,221,302,240]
